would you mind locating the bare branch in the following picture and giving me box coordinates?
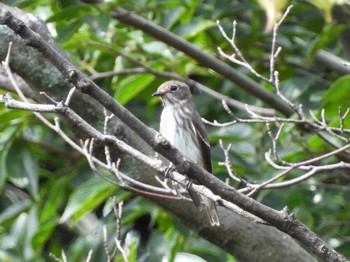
[115,238,128,262]
[216,20,270,83]
[218,140,241,183]
[90,68,149,80]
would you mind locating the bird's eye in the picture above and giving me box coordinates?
[170,85,177,92]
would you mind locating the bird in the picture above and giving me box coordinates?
[152,80,220,226]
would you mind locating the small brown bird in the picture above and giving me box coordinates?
[152,80,220,226]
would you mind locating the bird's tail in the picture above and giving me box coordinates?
[202,196,220,226]
[187,182,220,226]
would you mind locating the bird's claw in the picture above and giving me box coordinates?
[164,166,176,178]
[186,180,203,209]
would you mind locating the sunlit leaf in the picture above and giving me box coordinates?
[115,74,155,105]
[60,176,116,225]
[255,0,289,32]
[55,19,83,43]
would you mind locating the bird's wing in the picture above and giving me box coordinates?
[191,109,212,173]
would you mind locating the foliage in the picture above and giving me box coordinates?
[0,0,349,261]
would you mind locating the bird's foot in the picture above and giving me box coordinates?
[186,180,203,209]
[164,166,176,178]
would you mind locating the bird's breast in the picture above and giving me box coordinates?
[160,107,203,166]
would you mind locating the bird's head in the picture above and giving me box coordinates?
[152,81,192,106]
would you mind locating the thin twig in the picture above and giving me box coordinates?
[49,253,61,262]
[65,87,76,106]
[218,140,241,183]
[115,237,129,262]
[216,20,270,82]
[103,225,113,262]
[86,250,93,262]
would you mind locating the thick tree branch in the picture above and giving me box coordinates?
[294,38,350,75]
[315,49,350,75]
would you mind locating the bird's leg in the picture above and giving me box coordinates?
[164,164,176,179]
[164,163,183,196]
[186,180,203,210]
[164,164,203,208]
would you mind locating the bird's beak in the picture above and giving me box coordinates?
[152,91,162,97]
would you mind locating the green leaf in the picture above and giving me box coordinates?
[0,137,13,191]
[122,208,149,225]
[209,123,253,141]
[0,125,21,145]
[120,239,137,262]
[55,19,84,43]
[0,110,27,130]
[175,19,216,39]
[32,220,57,253]
[46,4,96,23]
[2,206,39,261]
[324,75,350,104]
[115,74,155,105]
[40,175,71,223]
[61,31,91,49]
[121,197,154,224]
[5,141,39,199]
[22,206,39,260]
[60,176,116,225]
[308,0,347,23]
[161,6,187,29]
[307,24,347,61]
[322,75,350,123]
[0,199,32,225]
[141,41,173,58]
